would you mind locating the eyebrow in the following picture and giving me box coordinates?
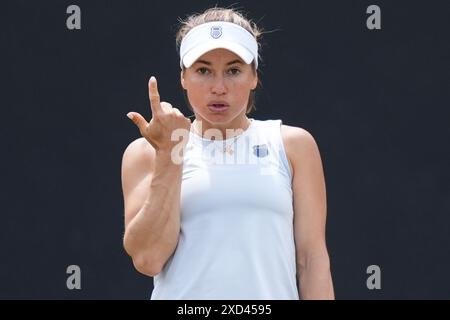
[194,59,244,66]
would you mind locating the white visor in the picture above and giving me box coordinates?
[179,21,258,69]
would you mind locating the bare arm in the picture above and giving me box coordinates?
[282,125,335,299]
[121,76,191,276]
[122,141,182,276]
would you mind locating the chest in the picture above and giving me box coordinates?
[180,149,293,221]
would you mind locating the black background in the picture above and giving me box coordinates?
[1,0,449,299]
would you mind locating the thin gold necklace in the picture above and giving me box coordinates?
[193,119,251,156]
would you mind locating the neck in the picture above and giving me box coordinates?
[192,116,251,141]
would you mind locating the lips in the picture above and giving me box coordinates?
[207,101,229,112]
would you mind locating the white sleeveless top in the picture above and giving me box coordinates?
[151,118,299,300]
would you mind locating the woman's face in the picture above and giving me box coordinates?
[181,48,258,127]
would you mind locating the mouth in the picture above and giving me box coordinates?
[207,103,229,112]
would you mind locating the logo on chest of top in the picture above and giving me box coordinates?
[252,144,269,158]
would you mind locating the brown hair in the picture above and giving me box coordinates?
[176,7,263,114]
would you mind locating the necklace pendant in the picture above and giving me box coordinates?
[224,145,233,155]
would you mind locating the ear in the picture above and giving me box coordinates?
[180,70,186,90]
[251,73,258,90]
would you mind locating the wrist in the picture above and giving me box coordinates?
[155,148,184,167]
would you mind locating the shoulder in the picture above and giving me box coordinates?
[121,137,155,189]
[122,137,155,166]
[280,124,317,149]
[280,124,321,176]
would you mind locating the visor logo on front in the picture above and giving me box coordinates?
[210,26,222,39]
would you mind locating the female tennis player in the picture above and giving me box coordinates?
[121,7,334,300]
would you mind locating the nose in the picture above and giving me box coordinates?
[211,75,227,95]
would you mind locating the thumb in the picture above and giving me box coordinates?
[126,112,147,132]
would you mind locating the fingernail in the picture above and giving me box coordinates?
[126,112,133,120]
[150,76,155,82]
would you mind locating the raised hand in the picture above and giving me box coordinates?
[127,76,191,153]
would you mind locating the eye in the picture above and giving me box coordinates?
[228,68,241,75]
[196,67,210,75]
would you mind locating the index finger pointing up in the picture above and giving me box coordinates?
[148,76,161,115]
